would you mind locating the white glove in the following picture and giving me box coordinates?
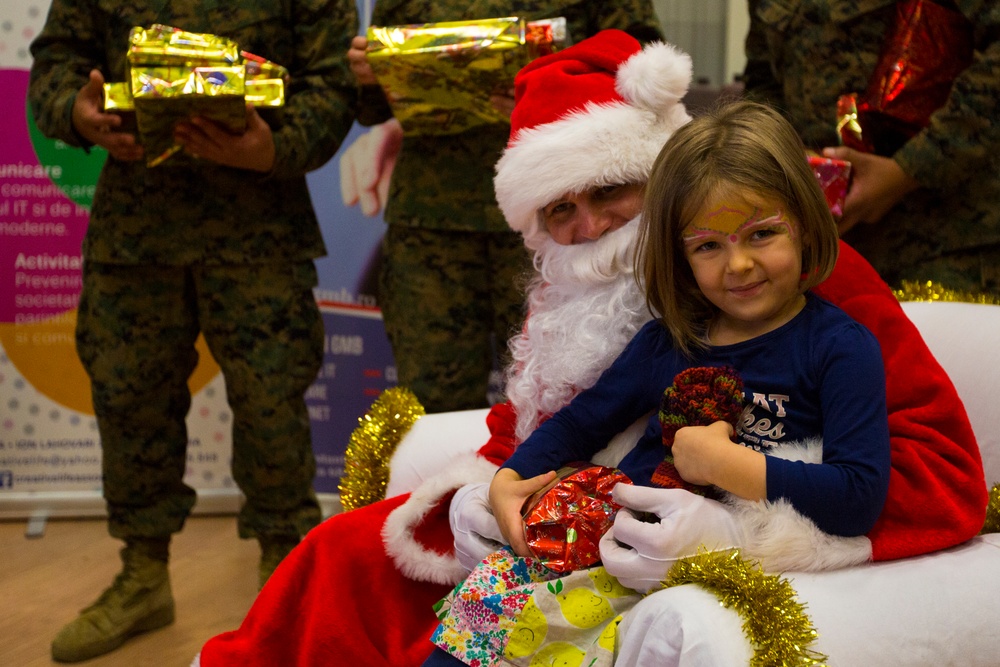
[599,484,746,593]
[450,482,506,572]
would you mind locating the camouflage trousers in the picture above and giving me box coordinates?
[76,260,324,542]
[379,226,532,413]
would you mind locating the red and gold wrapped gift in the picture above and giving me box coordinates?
[366,16,566,136]
[103,24,288,167]
[807,153,852,218]
[838,0,972,156]
[522,462,632,573]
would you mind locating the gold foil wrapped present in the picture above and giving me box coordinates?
[366,16,566,136]
[103,24,288,166]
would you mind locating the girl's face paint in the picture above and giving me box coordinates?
[681,190,806,345]
[682,202,797,249]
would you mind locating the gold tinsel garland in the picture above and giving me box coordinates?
[657,550,829,667]
[983,484,1000,535]
[893,279,1000,305]
[338,387,425,512]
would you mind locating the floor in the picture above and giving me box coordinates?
[0,515,260,667]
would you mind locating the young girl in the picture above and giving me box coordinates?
[425,100,891,666]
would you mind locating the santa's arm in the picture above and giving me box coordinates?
[383,402,520,584]
[476,401,520,465]
[812,241,987,560]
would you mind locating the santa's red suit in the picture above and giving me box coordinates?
[197,30,985,667]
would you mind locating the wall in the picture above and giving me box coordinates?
[654,0,749,86]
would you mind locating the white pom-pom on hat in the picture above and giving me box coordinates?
[616,41,692,117]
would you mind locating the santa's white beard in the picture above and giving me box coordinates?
[505,217,653,443]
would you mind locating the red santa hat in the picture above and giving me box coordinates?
[494,29,693,250]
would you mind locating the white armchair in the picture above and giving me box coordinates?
[387,300,1000,666]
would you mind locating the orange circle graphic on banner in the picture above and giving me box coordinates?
[0,314,221,415]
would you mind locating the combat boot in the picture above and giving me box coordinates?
[258,534,300,589]
[51,538,174,663]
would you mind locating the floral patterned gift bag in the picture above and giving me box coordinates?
[431,547,643,667]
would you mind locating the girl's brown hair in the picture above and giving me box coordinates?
[635,100,839,356]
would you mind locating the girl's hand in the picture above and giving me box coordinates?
[672,421,734,485]
[672,421,767,500]
[488,468,557,556]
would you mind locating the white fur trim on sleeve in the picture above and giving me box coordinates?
[382,453,500,585]
[726,496,873,571]
[724,437,873,571]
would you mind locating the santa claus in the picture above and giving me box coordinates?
[196,29,985,667]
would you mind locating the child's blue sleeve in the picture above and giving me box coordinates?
[765,321,891,536]
[502,321,669,480]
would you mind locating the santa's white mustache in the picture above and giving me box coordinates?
[534,216,641,286]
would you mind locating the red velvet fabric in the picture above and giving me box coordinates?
[508,30,640,147]
[813,242,986,560]
[200,493,451,667]
[477,401,519,466]
[199,404,520,667]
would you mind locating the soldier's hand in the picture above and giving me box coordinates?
[348,35,377,85]
[71,69,144,162]
[489,87,516,119]
[823,146,918,235]
[173,105,275,172]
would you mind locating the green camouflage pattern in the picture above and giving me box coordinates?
[361,0,664,233]
[28,0,359,265]
[378,226,532,412]
[744,0,1000,294]
[77,261,324,539]
[30,0,351,541]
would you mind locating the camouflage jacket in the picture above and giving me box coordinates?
[744,0,1000,257]
[28,0,358,265]
[358,0,663,233]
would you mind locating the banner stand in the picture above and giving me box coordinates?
[0,489,342,524]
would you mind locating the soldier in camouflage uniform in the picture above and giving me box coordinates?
[743,0,1000,295]
[28,0,357,661]
[352,1,664,413]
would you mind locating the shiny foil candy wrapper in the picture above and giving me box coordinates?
[837,0,972,156]
[522,463,632,573]
[103,24,288,167]
[366,16,566,136]
[807,154,852,218]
